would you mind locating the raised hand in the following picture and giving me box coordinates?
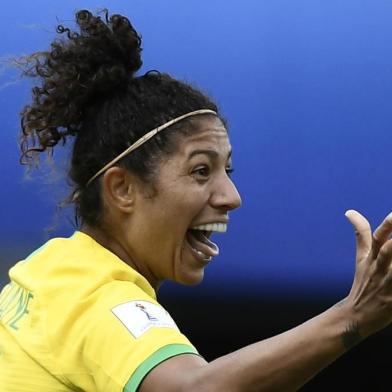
[343,210,392,342]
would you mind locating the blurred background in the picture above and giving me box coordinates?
[1,0,392,390]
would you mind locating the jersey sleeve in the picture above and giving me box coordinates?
[69,281,198,391]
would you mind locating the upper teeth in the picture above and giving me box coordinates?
[192,223,227,233]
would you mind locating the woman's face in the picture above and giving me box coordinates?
[125,116,241,287]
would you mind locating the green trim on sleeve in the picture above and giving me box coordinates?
[123,343,198,392]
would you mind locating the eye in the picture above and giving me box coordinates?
[226,167,234,178]
[192,165,210,179]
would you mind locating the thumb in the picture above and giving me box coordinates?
[345,209,372,263]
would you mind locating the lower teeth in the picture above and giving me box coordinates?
[193,248,212,261]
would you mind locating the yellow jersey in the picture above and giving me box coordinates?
[0,231,197,391]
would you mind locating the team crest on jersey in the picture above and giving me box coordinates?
[112,300,178,338]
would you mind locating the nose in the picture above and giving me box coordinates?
[210,173,242,211]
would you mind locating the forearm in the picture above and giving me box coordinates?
[188,302,359,392]
[141,212,392,392]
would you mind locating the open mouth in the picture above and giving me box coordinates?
[186,223,226,261]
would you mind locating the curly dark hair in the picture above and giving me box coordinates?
[20,9,221,227]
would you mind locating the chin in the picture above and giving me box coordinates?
[175,268,205,286]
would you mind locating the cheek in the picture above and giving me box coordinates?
[164,186,208,213]
[178,194,209,219]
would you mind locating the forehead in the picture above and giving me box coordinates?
[176,116,231,157]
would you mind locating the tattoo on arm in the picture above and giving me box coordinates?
[335,299,346,308]
[342,321,362,350]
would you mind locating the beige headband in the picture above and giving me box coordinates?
[86,109,217,186]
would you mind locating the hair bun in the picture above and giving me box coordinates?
[75,10,142,79]
[20,9,143,162]
[50,9,143,98]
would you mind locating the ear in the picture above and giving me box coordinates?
[101,167,135,214]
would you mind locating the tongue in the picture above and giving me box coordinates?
[187,230,219,257]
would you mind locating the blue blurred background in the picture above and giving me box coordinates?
[2,0,392,294]
[1,1,392,389]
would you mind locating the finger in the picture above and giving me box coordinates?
[345,209,372,262]
[372,212,392,258]
[377,238,392,271]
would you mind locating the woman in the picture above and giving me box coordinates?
[1,9,392,392]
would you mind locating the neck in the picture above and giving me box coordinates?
[81,224,162,290]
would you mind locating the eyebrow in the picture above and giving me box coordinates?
[188,149,232,160]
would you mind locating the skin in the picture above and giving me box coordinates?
[83,116,241,289]
[85,116,392,391]
[137,212,392,392]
